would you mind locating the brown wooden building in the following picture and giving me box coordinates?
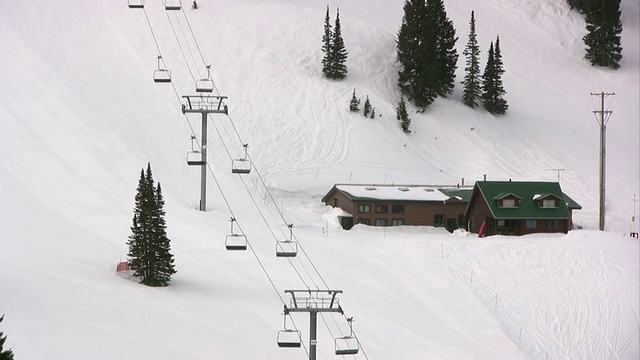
[322,184,473,231]
[464,181,582,236]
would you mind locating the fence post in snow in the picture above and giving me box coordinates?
[349,170,353,181]
[315,168,319,179]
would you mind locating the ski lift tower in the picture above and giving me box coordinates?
[284,290,344,360]
[181,95,228,211]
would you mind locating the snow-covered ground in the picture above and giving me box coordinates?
[0,0,638,359]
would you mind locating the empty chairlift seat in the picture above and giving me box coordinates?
[128,0,144,8]
[232,144,251,174]
[225,218,247,251]
[186,135,205,166]
[153,55,171,83]
[165,0,181,10]
[335,317,360,355]
[277,314,301,348]
[196,65,214,93]
[276,224,297,257]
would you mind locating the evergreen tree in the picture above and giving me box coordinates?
[370,107,376,119]
[462,11,482,108]
[492,36,508,114]
[127,163,176,287]
[321,5,333,78]
[397,0,457,108]
[583,0,623,69]
[431,0,458,97]
[363,96,372,117]
[0,315,14,360]
[349,88,360,112]
[329,8,348,79]
[567,0,587,13]
[150,183,176,286]
[481,38,508,115]
[396,96,411,133]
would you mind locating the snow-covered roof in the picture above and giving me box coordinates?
[336,185,450,202]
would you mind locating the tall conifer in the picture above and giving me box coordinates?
[127,163,176,287]
[330,8,348,79]
[462,11,481,108]
[431,0,458,97]
[321,5,333,78]
[583,0,623,69]
[481,37,508,115]
[397,96,411,133]
[0,315,15,360]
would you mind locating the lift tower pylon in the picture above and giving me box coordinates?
[181,95,228,211]
[284,290,344,360]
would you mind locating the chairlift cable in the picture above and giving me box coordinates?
[179,6,221,95]
[142,8,164,57]
[172,10,203,79]
[210,120,314,290]
[163,7,197,82]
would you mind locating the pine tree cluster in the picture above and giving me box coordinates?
[397,0,458,109]
[396,96,411,133]
[0,315,14,360]
[581,0,623,69]
[349,88,360,112]
[481,36,508,115]
[127,163,176,287]
[322,6,348,80]
[350,90,377,119]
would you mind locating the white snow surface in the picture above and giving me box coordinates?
[0,0,639,359]
[335,184,451,202]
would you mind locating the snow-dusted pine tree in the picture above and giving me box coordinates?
[0,315,14,360]
[397,96,411,133]
[462,11,481,108]
[363,96,371,117]
[127,163,176,287]
[349,88,360,112]
[321,5,332,78]
[330,8,348,79]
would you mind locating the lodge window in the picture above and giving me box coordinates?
[471,218,476,227]
[542,199,557,208]
[434,214,446,227]
[548,219,560,229]
[359,218,371,225]
[375,218,388,227]
[375,204,388,213]
[392,219,404,226]
[457,214,465,227]
[525,220,537,229]
[392,204,405,214]
[358,204,371,213]
[497,219,516,227]
[502,199,517,208]
[333,198,338,207]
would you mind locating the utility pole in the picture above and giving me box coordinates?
[591,91,614,231]
[181,95,228,211]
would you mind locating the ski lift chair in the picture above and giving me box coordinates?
[276,224,297,257]
[153,55,171,83]
[277,313,302,348]
[231,144,252,174]
[186,135,205,166]
[128,0,144,8]
[195,65,214,93]
[335,317,360,355]
[165,0,182,10]
[225,217,247,251]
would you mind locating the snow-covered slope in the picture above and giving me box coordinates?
[0,0,638,359]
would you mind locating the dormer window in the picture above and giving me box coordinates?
[502,198,517,208]
[542,199,557,208]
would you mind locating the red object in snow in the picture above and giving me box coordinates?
[116,261,130,272]
[478,221,487,238]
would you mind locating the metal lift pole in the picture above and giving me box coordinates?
[200,112,208,211]
[181,95,228,212]
[284,290,344,360]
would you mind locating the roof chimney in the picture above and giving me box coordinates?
[483,174,487,181]
[462,177,465,186]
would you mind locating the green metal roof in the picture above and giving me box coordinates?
[475,181,579,219]
[438,188,473,202]
[563,193,582,210]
